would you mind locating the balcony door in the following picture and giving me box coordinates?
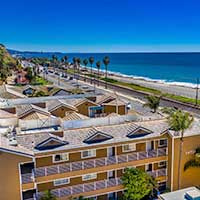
[108,170,115,179]
[108,192,116,200]
[107,147,115,157]
[146,163,153,172]
[146,141,154,151]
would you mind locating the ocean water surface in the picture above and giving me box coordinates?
[12,51,200,87]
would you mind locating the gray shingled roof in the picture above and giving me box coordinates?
[15,119,169,152]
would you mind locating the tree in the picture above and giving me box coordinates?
[161,107,177,115]
[40,190,57,200]
[96,61,101,86]
[25,67,34,82]
[184,147,200,171]
[64,55,68,62]
[63,55,68,70]
[83,58,88,81]
[73,57,78,78]
[143,95,160,113]
[103,56,110,89]
[51,55,58,69]
[76,57,81,87]
[89,57,94,84]
[122,167,156,200]
[33,90,47,97]
[168,110,193,189]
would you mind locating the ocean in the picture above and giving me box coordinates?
[11,51,200,87]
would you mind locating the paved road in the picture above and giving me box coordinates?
[47,71,200,117]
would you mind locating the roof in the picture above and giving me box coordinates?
[47,99,78,112]
[95,94,115,104]
[102,98,127,106]
[63,111,89,121]
[159,187,200,200]
[16,104,50,119]
[14,119,169,152]
[0,109,16,118]
[21,112,50,120]
[2,116,200,154]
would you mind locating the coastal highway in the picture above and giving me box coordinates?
[46,71,200,117]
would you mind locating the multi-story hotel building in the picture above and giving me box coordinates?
[0,95,199,200]
[1,116,200,200]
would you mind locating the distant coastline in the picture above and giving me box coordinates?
[9,49,200,88]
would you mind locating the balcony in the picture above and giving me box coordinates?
[147,168,167,178]
[37,169,167,199]
[37,178,122,199]
[20,162,35,184]
[21,172,34,184]
[35,148,167,177]
[22,148,167,183]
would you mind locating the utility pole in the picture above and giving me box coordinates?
[195,78,199,105]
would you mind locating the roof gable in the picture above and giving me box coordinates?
[48,100,77,112]
[75,99,98,107]
[96,95,115,104]
[35,137,68,150]
[84,129,113,144]
[127,126,153,138]
[52,89,71,96]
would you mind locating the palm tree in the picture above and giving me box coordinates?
[76,57,81,87]
[40,190,57,200]
[61,57,65,63]
[103,56,110,89]
[168,110,193,189]
[51,55,58,70]
[96,61,101,86]
[89,57,94,84]
[73,57,77,79]
[143,95,160,113]
[64,55,68,63]
[83,58,88,81]
[184,147,200,171]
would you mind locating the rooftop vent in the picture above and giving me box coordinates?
[9,137,18,146]
[185,189,200,200]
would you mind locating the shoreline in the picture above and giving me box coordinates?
[82,66,199,99]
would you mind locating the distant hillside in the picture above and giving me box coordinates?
[8,49,63,59]
[0,44,16,67]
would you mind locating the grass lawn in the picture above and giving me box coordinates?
[98,77,200,105]
[61,70,200,106]
[31,76,52,85]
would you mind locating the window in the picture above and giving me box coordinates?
[82,173,97,181]
[122,143,136,152]
[146,164,153,172]
[158,161,167,168]
[108,170,115,179]
[53,153,69,163]
[81,149,96,158]
[53,178,70,186]
[158,139,168,147]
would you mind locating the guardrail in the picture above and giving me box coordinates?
[37,168,167,199]
[21,172,34,184]
[21,148,167,184]
[34,148,167,178]
[147,168,167,178]
[37,177,122,199]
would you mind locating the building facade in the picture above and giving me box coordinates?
[1,117,200,200]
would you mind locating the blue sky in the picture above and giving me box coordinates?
[1,0,200,52]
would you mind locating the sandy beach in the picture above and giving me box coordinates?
[83,67,200,99]
[108,73,200,99]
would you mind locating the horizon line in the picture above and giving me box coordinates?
[8,48,200,54]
